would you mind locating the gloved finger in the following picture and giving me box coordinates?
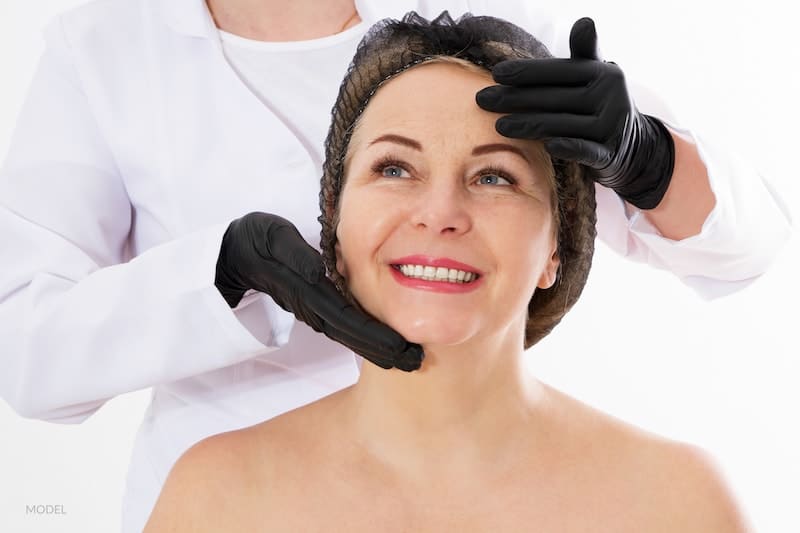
[262,218,325,284]
[496,112,605,143]
[569,17,599,60]
[253,264,417,370]
[544,137,612,168]
[304,278,411,356]
[490,58,599,87]
[318,319,396,369]
[231,239,306,299]
[476,85,598,115]
[320,319,423,372]
[306,284,424,371]
[393,345,425,372]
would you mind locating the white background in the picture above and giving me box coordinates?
[1,1,798,532]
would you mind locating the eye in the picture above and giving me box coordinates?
[381,165,410,178]
[371,157,412,179]
[477,167,515,186]
[478,174,511,186]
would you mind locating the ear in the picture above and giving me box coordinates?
[536,247,560,289]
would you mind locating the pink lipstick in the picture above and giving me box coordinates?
[388,255,484,294]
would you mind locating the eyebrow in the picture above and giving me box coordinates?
[367,134,531,164]
[368,134,422,151]
[471,143,531,164]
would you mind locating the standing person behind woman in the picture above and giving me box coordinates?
[0,1,788,532]
[146,13,751,531]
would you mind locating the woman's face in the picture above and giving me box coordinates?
[335,62,559,349]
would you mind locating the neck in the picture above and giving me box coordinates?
[341,325,546,479]
[206,0,360,41]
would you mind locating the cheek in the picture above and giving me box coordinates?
[334,189,399,290]
[334,206,358,280]
[334,207,393,321]
[496,208,556,293]
[334,239,347,279]
[334,214,369,309]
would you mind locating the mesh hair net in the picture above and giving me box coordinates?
[319,11,597,349]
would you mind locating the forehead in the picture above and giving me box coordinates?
[352,62,507,146]
[342,61,556,199]
[371,60,493,101]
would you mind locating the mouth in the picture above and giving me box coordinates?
[390,263,481,284]
[387,255,483,286]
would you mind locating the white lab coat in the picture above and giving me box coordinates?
[0,0,791,531]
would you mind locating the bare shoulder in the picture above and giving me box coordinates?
[142,389,350,532]
[542,385,753,532]
[142,430,259,532]
[638,440,754,532]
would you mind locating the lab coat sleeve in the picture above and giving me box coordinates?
[602,81,794,298]
[0,20,286,423]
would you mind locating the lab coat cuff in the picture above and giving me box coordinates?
[622,124,792,283]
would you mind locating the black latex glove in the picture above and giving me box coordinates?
[215,212,423,371]
[476,17,675,210]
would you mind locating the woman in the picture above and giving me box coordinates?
[144,13,750,532]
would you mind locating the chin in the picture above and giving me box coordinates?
[388,314,479,347]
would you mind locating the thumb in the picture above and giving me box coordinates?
[569,17,599,60]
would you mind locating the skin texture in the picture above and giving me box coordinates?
[143,64,751,533]
[337,61,559,354]
[646,128,716,239]
[205,0,361,41]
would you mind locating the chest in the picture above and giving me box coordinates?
[244,463,663,532]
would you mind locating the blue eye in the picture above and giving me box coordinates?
[382,165,408,178]
[371,157,414,179]
[478,173,512,186]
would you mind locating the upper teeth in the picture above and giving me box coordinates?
[396,264,478,283]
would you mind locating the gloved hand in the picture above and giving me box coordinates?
[215,212,423,371]
[476,17,675,210]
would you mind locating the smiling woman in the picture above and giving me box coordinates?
[142,12,751,532]
[332,59,565,353]
[321,26,597,350]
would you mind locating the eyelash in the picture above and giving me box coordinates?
[371,156,409,178]
[479,165,517,186]
[370,156,518,186]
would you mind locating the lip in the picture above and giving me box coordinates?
[388,255,484,294]
[389,255,483,275]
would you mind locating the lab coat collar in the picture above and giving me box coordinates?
[158,0,217,39]
[157,0,424,39]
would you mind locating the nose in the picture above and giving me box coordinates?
[409,178,473,236]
